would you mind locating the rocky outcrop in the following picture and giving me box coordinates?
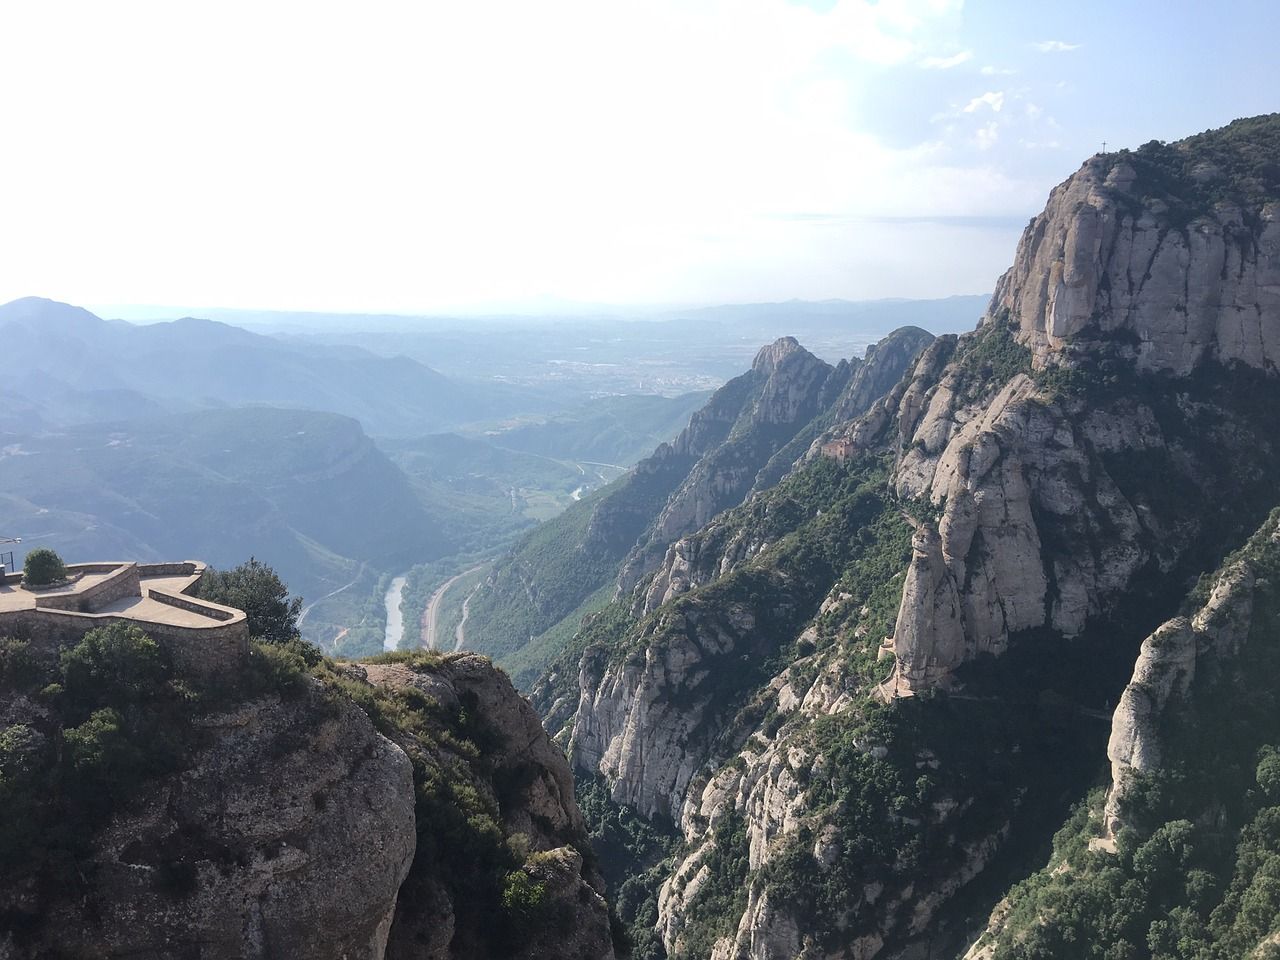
[883,369,1154,695]
[570,598,764,819]
[357,655,615,960]
[874,124,1280,695]
[0,635,614,960]
[996,160,1280,376]
[831,326,937,424]
[3,683,417,960]
[963,505,1280,958]
[566,117,1280,960]
[1103,559,1256,836]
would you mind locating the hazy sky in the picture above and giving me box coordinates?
[2,0,1276,315]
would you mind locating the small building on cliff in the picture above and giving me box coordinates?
[820,437,856,462]
[0,560,248,675]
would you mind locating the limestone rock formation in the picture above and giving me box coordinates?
[874,126,1280,694]
[1103,560,1255,836]
[358,654,616,960]
[564,116,1280,959]
[0,636,614,960]
[996,161,1280,376]
[617,337,836,596]
[2,683,417,960]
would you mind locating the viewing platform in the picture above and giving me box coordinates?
[0,561,249,674]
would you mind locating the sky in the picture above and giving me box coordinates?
[1,0,1277,316]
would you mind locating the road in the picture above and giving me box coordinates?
[453,584,483,651]
[297,562,367,627]
[421,564,486,650]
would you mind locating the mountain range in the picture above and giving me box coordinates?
[0,297,514,436]
[3,114,1280,960]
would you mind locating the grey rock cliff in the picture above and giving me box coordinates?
[566,119,1280,960]
[875,142,1280,694]
[996,161,1280,375]
[360,655,616,960]
[617,338,834,597]
[1103,559,1255,837]
[5,684,417,960]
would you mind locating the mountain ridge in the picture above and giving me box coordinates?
[558,114,1280,959]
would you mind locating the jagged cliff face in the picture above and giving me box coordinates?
[360,654,616,960]
[1,681,417,960]
[615,337,836,596]
[881,134,1280,696]
[563,117,1280,959]
[997,159,1280,376]
[467,326,932,687]
[0,639,613,960]
[966,509,1280,959]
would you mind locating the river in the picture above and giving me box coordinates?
[382,573,408,651]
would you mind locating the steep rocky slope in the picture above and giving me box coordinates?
[965,510,1280,959]
[463,327,934,685]
[556,115,1280,958]
[0,625,613,959]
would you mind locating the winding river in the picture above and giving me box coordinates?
[382,573,408,651]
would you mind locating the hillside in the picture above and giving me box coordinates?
[0,298,523,436]
[967,510,1280,960]
[0,616,614,959]
[460,327,933,687]
[551,115,1280,958]
[0,408,450,646]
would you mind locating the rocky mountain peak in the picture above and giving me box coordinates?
[992,113,1280,375]
[751,335,808,375]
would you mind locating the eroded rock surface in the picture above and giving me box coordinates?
[4,685,416,960]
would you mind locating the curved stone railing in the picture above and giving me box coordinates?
[148,588,242,623]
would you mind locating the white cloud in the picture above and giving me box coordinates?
[0,0,1035,310]
[1034,40,1081,52]
[919,50,972,69]
[980,65,1016,75]
[963,91,1006,113]
[975,121,1000,151]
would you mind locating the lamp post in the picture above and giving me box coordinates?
[0,537,21,576]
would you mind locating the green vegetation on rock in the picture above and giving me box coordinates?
[1113,113,1280,219]
[979,511,1280,960]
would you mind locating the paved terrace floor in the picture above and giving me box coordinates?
[96,594,223,628]
[0,568,124,613]
[0,563,234,629]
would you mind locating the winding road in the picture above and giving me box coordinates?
[421,564,486,650]
[453,584,483,651]
[297,562,367,627]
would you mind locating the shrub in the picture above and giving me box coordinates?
[23,548,67,586]
[1257,746,1280,801]
[195,558,304,646]
[0,637,38,690]
[59,623,167,715]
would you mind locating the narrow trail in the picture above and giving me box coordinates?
[297,562,367,626]
[453,584,483,652]
[421,564,486,650]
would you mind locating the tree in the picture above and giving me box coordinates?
[59,622,166,714]
[22,548,66,587]
[195,558,303,645]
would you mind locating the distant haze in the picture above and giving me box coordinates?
[2,1,1276,313]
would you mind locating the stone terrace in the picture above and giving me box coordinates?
[0,561,249,675]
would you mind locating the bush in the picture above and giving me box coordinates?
[59,623,167,715]
[195,558,304,645]
[23,548,67,586]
